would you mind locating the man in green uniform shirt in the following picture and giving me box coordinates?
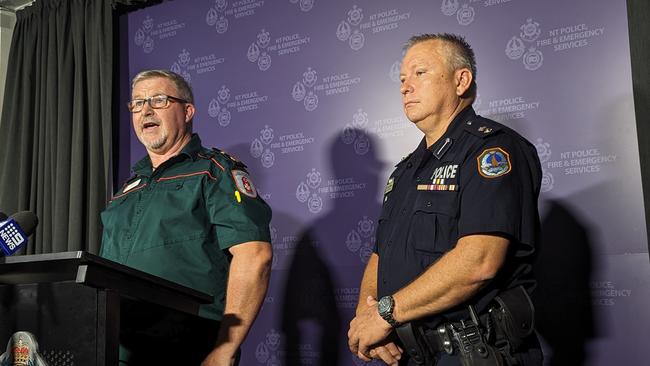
[100,70,272,366]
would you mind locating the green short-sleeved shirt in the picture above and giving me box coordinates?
[99,134,272,320]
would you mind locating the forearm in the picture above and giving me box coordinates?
[392,235,508,323]
[213,243,272,357]
[356,253,379,315]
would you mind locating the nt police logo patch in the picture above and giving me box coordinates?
[477,147,511,178]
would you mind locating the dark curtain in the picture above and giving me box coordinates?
[0,0,115,255]
[627,0,650,256]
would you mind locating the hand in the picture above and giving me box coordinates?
[348,296,393,361]
[369,341,403,366]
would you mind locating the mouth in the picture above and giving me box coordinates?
[404,101,418,108]
[141,121,160,132]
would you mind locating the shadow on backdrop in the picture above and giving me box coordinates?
[534,199,596,366]
[281,129,384,365]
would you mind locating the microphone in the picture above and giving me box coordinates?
[0,211,39,256]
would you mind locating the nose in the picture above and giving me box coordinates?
[400,78,412,95]
[141,100,154,116]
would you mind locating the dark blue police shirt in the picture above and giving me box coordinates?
[375,106,542,324]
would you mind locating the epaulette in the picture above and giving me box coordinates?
[395,153,413,167]
[463,118,502,138]
[211,147,248,169]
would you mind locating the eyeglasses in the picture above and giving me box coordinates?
[127,94,188,113]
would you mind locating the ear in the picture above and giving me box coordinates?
[455,68,473,97]
[184,103,195,123]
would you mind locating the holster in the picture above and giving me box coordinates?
[490,286,535,352]
[396,322,436,365]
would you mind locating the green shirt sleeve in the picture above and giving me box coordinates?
[205,162,272,249]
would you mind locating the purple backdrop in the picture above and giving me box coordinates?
[122,0,649,364]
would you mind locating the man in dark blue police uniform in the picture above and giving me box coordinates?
[348,34,543,366]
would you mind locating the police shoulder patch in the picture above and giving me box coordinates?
[477,147,511,178]
[232,169,258,198]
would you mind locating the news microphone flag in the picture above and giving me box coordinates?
[0,218,28,255]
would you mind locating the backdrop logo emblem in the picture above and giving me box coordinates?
[306,168,322,189]
[257,29,271,48]
[258,53,272,71]
[216,16,229,34]
[304,92,319,111]
[541,170,554,192]
[216,0,228,12]
[337,5,365,50]
[134,29,145,46]
[206,8,219,25]
[217,85,231,104]
[296,182,310,203]
[523,48,543,70]
[292,82,307,101]
[261,149,275,168]
[308,194,323,213]
[506,18,544,71]
[341,125,357,145]
[352,109,369,128]
[300,0,314,12]
[260,125,275,145]
[250,139,264,159]
[520,18,541,42]
[456,4,475,26]
[346,217,376,263]
[505,37,526,60]
[206,0,264,35]
[354,134,370,155]
[346,231,362,252]
[349,30,365,51]
[218,109,231,126]
[143,15,154,32]
[208,99,220,118]
[303,67,318,87]
[441,0,459,16]
[440,0,474,26]
[296,169,323,213]
[248,29,273,71]
[389,60,401,83]
[342,109,372,156]
[255,329,282,365]
[336,21,352,41]
[535,138,552,163]
[178,49,190,67]
[247,43,261,62]
[143,37,154,53]
[348,5,363,25]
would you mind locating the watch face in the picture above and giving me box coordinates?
[378,296,392,315]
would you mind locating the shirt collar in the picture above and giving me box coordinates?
[428,106,476,160]
[132,133,203,175]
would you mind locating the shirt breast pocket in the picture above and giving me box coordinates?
[408,191,459,255]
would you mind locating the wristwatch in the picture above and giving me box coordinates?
[378,295,400,328]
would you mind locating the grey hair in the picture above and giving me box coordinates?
[405,33,477,97]
[131,69,194,103]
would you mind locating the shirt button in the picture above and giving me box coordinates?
[426,201,432,207]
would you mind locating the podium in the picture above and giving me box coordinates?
[0,251,212,365]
